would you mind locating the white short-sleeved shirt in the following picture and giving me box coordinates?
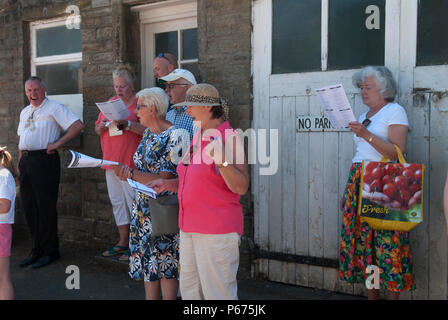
[17,98,79,151]
[352,102,408,163]
[0,168,16,224]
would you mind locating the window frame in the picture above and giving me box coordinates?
[30,17,84,122]
[272,0,387,74]
[30,18,82,76]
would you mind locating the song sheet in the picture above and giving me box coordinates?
[127,179,157,199]
[95,98,130,121]
[315,84,356,129]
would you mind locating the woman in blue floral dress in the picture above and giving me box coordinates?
[113,87,183,300]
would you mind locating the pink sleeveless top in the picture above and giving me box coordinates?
[177,121,244,235]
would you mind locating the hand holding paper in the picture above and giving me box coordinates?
[127,178,157,198]
[96,98,130,121]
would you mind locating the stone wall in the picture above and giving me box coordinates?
[1,0,255,278]
[0,0,143,249]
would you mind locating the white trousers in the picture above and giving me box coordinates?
[179,231,240,300]
[105,169,134,226]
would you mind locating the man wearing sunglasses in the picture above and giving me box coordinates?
[159,69,197,141]
[153,53,178,85]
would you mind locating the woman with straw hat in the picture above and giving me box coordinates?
[148,83,249,300]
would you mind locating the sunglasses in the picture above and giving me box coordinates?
[362,118,371,127]
[157,53,171,63]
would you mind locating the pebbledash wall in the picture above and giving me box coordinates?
[0,0,254,278]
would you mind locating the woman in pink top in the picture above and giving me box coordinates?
[149,84,249,300]
[94,65,146,260]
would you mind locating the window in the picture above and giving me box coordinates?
[328,0,385,70]
[155,27,199,81]
[31,18,83,120]
[272,0,385,74]
[417,0,448,66]
[272,0,321,74]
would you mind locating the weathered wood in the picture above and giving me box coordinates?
[295,96,310,287]
[268,97,283,257]
[428,94,448,299]
[252,0,447,300]
[282,96,297,254]
[252,0,271,251]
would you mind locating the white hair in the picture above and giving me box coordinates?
[352,66,397,102]
[112,65,135,89]
[136,87,170,117]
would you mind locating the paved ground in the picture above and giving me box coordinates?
[9,237,363,300]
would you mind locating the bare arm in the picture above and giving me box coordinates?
[0,199,11,214]
[147,178,179,194]
[349,122,408,160]
[47,120,85,154]
[205,134,249,195]
[112,164,175,185]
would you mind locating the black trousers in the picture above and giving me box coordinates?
[19,151,60,257]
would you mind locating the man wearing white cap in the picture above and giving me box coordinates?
[159,69,196,140]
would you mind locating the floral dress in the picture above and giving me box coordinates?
[339,163,415,292]
[128,127,180,282]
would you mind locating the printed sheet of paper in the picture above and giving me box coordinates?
[95,98,130,121]
[67,150,119,168]
[315,84,356,129]
[127,179,157,199]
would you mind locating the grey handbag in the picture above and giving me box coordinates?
[149,194,179,237]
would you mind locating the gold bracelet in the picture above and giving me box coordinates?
[368,136,374,143]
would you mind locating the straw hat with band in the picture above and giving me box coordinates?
[172,83,229,120]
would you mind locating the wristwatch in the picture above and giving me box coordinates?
[125,120,131,130]
[218,161,229,168]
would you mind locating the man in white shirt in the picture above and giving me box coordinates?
[17,76,84,269]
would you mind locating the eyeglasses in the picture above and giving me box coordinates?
[362,118,371,127]
[136,104,148,110]
[165,83,188,90]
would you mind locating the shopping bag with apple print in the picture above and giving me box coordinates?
[357,145,424,232]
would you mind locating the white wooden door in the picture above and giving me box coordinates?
[132,0,198,88]
[252,0,447,299]
[397,1,447,300]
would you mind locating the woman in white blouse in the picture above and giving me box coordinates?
[339,66,414,300]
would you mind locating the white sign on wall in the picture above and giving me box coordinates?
[296,115,351,132]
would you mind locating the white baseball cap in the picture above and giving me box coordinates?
[159,68,197,85]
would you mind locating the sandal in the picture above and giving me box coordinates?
[102,245,128,257]
[118,249,130,262]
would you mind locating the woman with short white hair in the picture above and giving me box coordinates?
[339,66,414,300]
[95,65,146,261]
[113,87,181,300]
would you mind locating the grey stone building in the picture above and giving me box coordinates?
[1,0,447,299]
[0,0,253,276]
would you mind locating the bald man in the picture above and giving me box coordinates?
[153,53,178,85]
